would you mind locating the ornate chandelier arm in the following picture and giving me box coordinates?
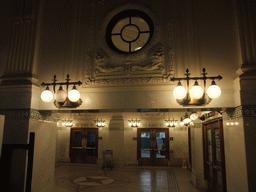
[170,68,222,82]
[41,74,82,93]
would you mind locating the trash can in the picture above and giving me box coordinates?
[102,150,113,169]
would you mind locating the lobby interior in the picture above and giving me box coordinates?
[0,0,256,192]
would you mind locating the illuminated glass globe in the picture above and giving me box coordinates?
[189,81,204,99]
[41,87,53,102]
[207,81,221,99]
[190,113,199,120]
[55,86,67,102]
[183,117,191,124]
[68,86,80,102]
[173,82,187,99]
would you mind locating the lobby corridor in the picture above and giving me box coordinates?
[53,163,204,192]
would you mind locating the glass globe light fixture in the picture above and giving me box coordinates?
[190,112,199,120]
[189,81,204,99]
[207,80,221,99]
[55,86,67,102]
[183,117,191,124]
[68,85,81,102]
[41,86,53,102]
[173,82,187,99]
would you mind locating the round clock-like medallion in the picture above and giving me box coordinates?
[106,10,154,53]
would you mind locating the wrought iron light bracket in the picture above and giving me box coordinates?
[171,68,222,106]
[41,74,82,108]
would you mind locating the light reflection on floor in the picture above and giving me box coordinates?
[53,163,204,192]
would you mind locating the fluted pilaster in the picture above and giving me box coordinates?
[1,0,40,84]
[235,0,256,74]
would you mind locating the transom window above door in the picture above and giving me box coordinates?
[106,9,154,53]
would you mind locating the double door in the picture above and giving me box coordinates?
[137,128,169,166]
[70,128,98,164]
[203,120,226,192]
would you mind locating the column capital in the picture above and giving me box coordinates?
[236,63,256,76]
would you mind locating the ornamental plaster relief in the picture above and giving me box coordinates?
[79,3,174,88]
[84,45,173,87]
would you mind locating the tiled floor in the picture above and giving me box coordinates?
[53,163,204,192]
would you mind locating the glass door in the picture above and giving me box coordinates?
[203,120,226,192]
[70,128,98,164]
[137,128,169,166]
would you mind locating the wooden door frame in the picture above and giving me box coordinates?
[203,118,226,192]
[69,127,99,163]
[137,128,169,166]
[188,127,192,167]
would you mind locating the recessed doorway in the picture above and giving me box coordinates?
[70,128,98,164]
[203,119,226,192]
[137,128,169,166]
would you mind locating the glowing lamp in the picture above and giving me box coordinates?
[189,81,204,99]
[55,86,67,102]
[207,80,221,99]
[173,82,187,99]
[41,87,53,102]
[68,85,80,102]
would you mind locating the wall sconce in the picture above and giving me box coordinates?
[94,119,105,127]
[190,112,199,120]
[171,68,222,106]
[180,113,194,126]
[62,119,73,127]
[128,118,140,127]
[226,119,239,126]
[165,118,178,127]
[41,74,82,108]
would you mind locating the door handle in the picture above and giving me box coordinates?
[212,165,218,169]
[154,149,167,151]
[206,161,212,166]
[212,164,221,171]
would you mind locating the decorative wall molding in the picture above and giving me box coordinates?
[0,109,58,122]
[142,123,164,127]
[141,112,165,119]
[84,76,170,87]
[173,127,188,131]
[74,123,95,127]
[223,105,256,121]
[31,110,58,122]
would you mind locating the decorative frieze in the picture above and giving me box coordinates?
[84,44,173,87]
[30,110,58,122]
[223,105,256,121]
[84,76,169,87]
[142,123,164,127]
[173,127,188,131]
[0,109,58,122]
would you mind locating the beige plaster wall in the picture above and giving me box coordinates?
[29,120,57,192]
[224,118,248,192]
[190,122,207,190]
[56,127,71,162]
